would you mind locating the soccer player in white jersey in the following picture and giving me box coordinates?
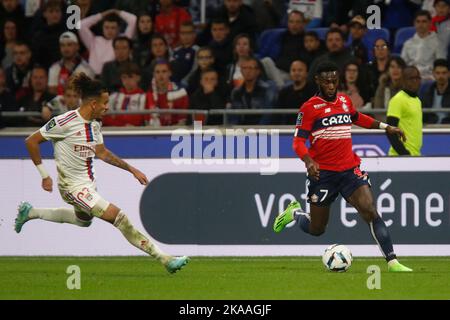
[14,73,189,274]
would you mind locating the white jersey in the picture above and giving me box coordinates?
[39,109,103,192]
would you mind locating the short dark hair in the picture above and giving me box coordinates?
[305,31,320,41]
[326,28,345,41]
[288,9,305,21]
[31,64,47,76]
[433,58,449,69]
[119,62,141,76]
[180,21,195,29]
[113,36,132,49]
[414,9,432,21]
[200,67,218,77]
[315,61,339,76]
[103,13,121,25]
[70,73,107,100]
[211,18,230,28]
[43,0,62,12]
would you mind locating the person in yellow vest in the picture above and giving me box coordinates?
[386,66,423,156]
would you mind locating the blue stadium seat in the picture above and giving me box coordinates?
[306,27,329,40]
[346,28,391,62]
[393,27,416,54]
[257,28,286,59]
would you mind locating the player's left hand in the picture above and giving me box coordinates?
[386,126,407,142]
[131,168,149,185]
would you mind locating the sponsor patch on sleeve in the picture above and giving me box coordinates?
[45,119,56,131]
[296,112,304,126]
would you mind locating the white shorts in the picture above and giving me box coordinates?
[60,186,110,218]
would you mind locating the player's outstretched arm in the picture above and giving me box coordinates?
[95,144,148,185]
[25,131,53,192]
[353,112,407,142]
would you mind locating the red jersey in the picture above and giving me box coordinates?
[294,94,361,172]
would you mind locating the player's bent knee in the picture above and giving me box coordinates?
[99,203,121,224]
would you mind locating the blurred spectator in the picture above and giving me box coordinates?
[5,41,32,100]
[189,0,222,24]
[209,18,233,69]
[184,46,227,95]
[101,36,133,92]
[366,38,391,93]
[386,66,423,156]
[155,0,191,49]
[348,15,368,65]
[16,65,54,126]
[141,34,172,90]
[42,84,80,122]
[146,60,189,126]
[275,60,316,124]
[171,21,199,83]
[422,59,450,124]
[190,68,229,125]
[213,0,259,43]
[0,66,16,126]
[430,0,449,32]
[48,31,94,96]
[288,0,322,28]
[302,30,326,67]
[338,60,372,110]
[401,10,446,80]
[31,0,66,69]
[230,56,278,125]
[103,62,149,127]
[133,12,154,68]
[373,56,406,116]
[227,33,285,89]
[247,0,284,31]
[79,8,137,75]
[0,0,26,35]
[274,10,306,75]
[308,28,354,82]
[0,18,20,69]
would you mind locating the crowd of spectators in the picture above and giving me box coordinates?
[0,0,449,128]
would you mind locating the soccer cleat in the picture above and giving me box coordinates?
[15,202,33,233]
[273,200,302,233]
[165,256,190,274]
[388,261,413,272]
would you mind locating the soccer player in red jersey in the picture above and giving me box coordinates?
[273,61,413,272]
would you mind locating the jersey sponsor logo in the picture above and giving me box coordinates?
[313,103,327,109]
[325,108,331,113]
[321,114,352,127]
[45,119,56,131]
[296,112,304,126]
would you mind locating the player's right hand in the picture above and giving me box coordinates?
[306,160,320,181]
[42,177,53,193]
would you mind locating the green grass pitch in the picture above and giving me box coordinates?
[1,257,449,300]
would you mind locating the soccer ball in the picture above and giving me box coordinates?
[322,244,353,272]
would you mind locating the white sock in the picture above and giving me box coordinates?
[113,211,171,264]
[28,208,91,227]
